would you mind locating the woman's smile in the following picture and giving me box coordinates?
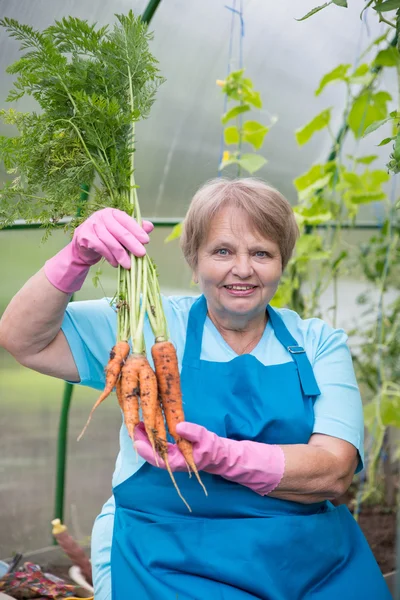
[222,284,258,297]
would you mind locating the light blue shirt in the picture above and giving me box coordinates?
[61,295,364,600]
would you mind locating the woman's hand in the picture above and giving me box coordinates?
[134,421,285,495]
[134,421,220,472]
[44,208,154,293]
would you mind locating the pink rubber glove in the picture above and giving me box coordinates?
[134,421,285,496]
[44,208,154,294]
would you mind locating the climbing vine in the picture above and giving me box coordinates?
[297,0,400,178]
[277,20,400,504]
[165,68,274,242]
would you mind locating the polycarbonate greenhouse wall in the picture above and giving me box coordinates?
[0,0,397,558]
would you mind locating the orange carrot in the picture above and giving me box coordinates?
[151,340,207,495]
[116,376,123,411]
[154,401,168,457]
[77,340,130,441]
[152,403,191,512]
[137,355,158,456]
[118,356,141,442]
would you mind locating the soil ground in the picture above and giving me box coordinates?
[358,506,396,575]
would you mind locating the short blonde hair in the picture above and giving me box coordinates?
[180,178,299,270]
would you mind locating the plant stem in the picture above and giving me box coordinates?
[132,256,148,354]
[146,257,167,341]
[378,16,396,29]
[130,254,137,337]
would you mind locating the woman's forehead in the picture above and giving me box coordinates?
[205,206,269,243]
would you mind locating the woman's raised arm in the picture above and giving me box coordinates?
[0,208,153,382]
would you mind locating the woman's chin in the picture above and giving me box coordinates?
[219,290,262,313]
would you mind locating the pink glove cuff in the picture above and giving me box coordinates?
[215,440,286,496]
[176,422,286,496]
[44,244,90,294]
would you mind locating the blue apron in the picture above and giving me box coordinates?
[111,296,391,599]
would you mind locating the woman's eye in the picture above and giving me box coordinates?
[216,248,230,256]
[255,251,268,258]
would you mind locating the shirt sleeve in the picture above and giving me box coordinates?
[311,326,364,473]
[61,298,117,390]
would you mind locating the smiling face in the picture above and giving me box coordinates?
[193,205,282,326]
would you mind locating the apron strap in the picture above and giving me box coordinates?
[267,306,321,397]
[181,295,207,369]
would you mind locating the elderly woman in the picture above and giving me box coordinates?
[0,178,391,600]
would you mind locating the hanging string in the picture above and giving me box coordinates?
[217,1,236,176]
[239,0,244,69]
[217,1,245,175]
[238,0,245,161]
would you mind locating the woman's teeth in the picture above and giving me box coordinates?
[225,285,255,290]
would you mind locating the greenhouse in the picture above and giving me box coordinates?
[0,0,399,598]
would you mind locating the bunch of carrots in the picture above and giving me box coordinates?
[0,13,204,509]
[77,208,206,510]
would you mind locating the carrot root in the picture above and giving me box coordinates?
[77,341,130,441]
[137,355,158,461]
[119,355,141,442]
[151,340,207,495]
[153,402,191,510]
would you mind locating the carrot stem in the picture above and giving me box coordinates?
[132,255,147,355]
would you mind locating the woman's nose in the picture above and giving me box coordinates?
[231,254,253,278]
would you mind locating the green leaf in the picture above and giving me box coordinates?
[331,250,348,271]
[237,153,267,174]
[295,108,331,146]
[294,204,332,225]
[295,233,330,262]
[363,117,392,136]
[315,63,351,96]
[295,2,332,21]
[392,130,400,159]
[381,397,400,427]
[374,31,392,45]
[342,171,360,187]
[374,0,400,12]
[0,12,166,236]
[363,169,390,186]
[352,64,369,77]
[350,191,386,203]
[219,157,239,170]
[373,47,400,67]
[346,154,378,165]
[348,91,391,138]
[245,90,262,109]
[378,136,395,146]
[294,163,334,199]
[332,0,347,5]
[337,167,389,205]
[361,154,380,167]
[224,126,240,145]
[348,64,375,87]
[221,104,250,125]
[165,221,183,242]
[242,120,269,150]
